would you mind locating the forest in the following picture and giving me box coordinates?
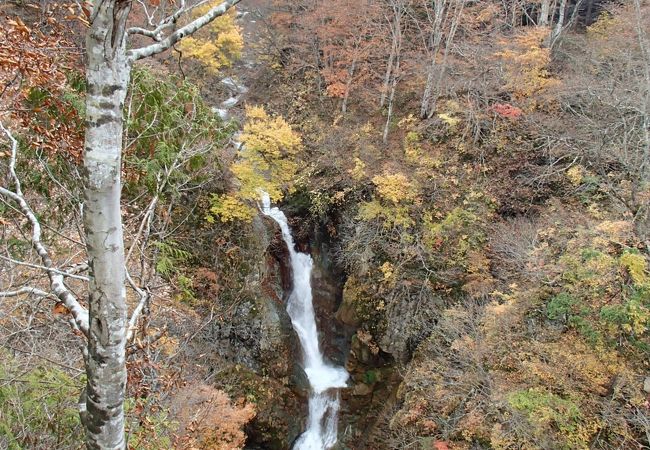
[0,0,649,449]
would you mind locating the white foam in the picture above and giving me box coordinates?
[212,107,229,120]
[221,96,239,109]
[221,76,248,94]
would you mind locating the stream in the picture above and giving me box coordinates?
[261,192,349,450]
[215,8,349,447]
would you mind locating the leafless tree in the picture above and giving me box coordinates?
[419,0,466,119]
[559,0,650,246]
[382,0,408,143]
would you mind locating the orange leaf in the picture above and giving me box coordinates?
[53,303,70,315]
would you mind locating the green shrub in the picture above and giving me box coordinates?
[124,399,176,450]
[546,292,577,321]
[507,388,590,449]
[0,353,84,449]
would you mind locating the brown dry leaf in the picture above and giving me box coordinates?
[53,302,70,315]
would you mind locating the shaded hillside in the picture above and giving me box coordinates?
[0,0,648,449]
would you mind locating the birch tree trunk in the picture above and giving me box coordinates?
[380,36,397,108]
[539,0,551,26]
[551,0,567,44]
[82,1,131,448]
[79,0,241,447]
[383,54,400,143]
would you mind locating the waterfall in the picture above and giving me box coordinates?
[261,192,348,450]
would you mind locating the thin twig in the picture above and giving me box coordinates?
[0,286,53,298]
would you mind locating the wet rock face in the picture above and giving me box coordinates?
[209,293,296,379]
[208,218,296,379]
[205,217,307,447]
[308,225,354,367]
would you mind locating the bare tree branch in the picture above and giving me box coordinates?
[0,286,52,298]
[125,269,150,342]
[0,255,90,282]
[135,0,158,27]
[128,0,188,41]
[128,0,241,62]
[125,196,159,266]
[0,122,89,335]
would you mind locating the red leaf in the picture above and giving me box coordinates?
[489,103,523,119]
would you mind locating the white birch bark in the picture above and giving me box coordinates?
[539,0,551,26]
[383,54,400,143]
[82,1,132,447]
[551,0,567,45]
[128,0,241,61]
[0,123,90,333]
[3,2,244,448]
[380,35,398,108]
[79,0,241,448]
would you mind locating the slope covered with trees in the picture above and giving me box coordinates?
[250,0,650,447]
[0,0,648,449]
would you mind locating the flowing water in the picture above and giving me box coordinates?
[261,192,348,450]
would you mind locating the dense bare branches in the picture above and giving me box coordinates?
[0,122,89,335]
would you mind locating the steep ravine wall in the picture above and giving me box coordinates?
[291,218,405,449]
[207,210,407,449]
[206,216,304,449]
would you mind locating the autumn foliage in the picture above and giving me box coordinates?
[2,0,650,449]
[172,384,255,450]
[207,105,302,222]
[178,3,243,74]
[0,10,84,159]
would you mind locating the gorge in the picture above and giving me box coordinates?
[261,192,349,449]
[0,1,648,449]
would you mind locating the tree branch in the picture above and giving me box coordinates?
[128,0,241,62]
[127,26,164,41]
[0,255,90,281]
[128,0,188,41]
[0,286,52,298]
[0,122,89,336]
[125,269,150,342]
[135,0,158,27]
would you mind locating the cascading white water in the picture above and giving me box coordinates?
[261,192,348,450]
